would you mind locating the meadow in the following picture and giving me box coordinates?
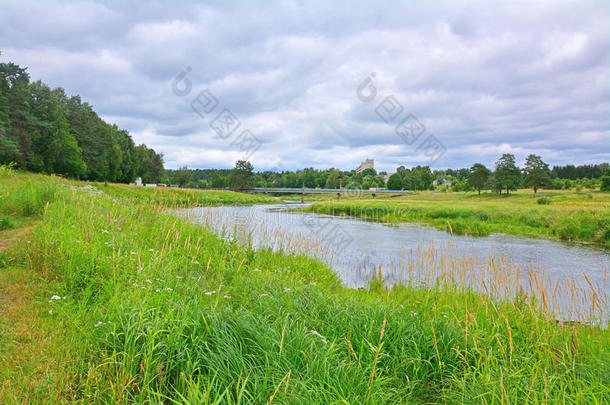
[299,190,610,245]
[0,170,608,403]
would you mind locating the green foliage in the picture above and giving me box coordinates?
[0,62,164,182]
[171,165,192,187]
[1,172,608,403]
[494,153,521,195]
[303,191,610,244]
[0,216,13,230]
[229,160,255,190]
[467,163,491,195]
[524,154,552,194]
[600,169,610,192]
[386,173,402,190]
[324,169,340,188]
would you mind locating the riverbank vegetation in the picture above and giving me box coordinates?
[1,170,609,403]
[302,190,610,245]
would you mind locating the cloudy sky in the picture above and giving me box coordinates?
[1,0,608,171]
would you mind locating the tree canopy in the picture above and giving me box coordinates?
[494,154,521,195]
[0,62,165,182]
[467,163,491,195]
[229,160,255,190]
[523,154,551,194]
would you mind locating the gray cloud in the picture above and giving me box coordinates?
[1,0,608,172]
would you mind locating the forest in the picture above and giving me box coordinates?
[0,62,165,183]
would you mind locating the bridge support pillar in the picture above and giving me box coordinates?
[337,192,341,200]
[301,192,305,203]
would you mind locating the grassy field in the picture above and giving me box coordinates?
[0,171,609,403]
[298,190,610,245]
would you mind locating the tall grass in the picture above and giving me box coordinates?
[1,173,609,403]
[302,192,610,244]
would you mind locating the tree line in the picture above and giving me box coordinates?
[167,155,610,194]
[0,62,165,183]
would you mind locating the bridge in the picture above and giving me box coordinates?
[243,187,412,203]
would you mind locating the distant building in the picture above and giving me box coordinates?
[433,178,452,187]
[356,159,374,173]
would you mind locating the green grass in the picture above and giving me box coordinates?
[300,190,610,245]
[0,172,609,403]
[87,182,275,206]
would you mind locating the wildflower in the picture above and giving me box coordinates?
[260,293,269,297]
[205,291,216,295]
[253,268,261,272]
[101,229,109,234]
[130,251,137,255]
[155,289,160,292]
[193,260,200,264]
[50,295,62,301]
[145,279,152,284]
[49,310,53,315]
[94,321,104,327]
[310,330,328,344]
[175,276,184,279]
[223,295,231,299]
[166,287,173,291]
[284,287,291,292]
[148,248,155,252]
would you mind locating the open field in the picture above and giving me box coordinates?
[297,190,610,245]
[0,171,609,403]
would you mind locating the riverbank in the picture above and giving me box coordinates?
[1,171,609,403]
[299,190,610,245]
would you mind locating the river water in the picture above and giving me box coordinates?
[179,202,609,321]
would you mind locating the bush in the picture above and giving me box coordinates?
[537,197,551,205]
[0,217,14,230]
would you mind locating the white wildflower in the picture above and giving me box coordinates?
[284,287,291,292]
[148,248,155,252]
[49,310,53,315]
[94,321,104,327]
[310,330,328,344]
[130,251,137,255]
[204,291,216,295]
[260,293,269,297]
[223,295,231,299]
[155,289,160,292]
[145,279,152,284]
[175,276,184,279]
[166,287,173,291]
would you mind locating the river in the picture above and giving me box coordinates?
[179,202,610,322]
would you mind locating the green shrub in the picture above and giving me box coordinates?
[0,217,14,230]
[537,196,551,205]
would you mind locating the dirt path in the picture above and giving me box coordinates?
[0,224,36,252]
[0,222,65,403]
